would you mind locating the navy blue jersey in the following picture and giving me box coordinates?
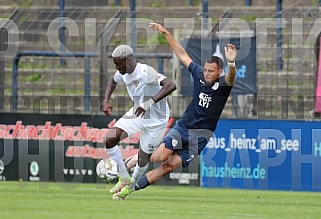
[178,61,233,134]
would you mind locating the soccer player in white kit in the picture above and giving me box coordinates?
[102,45,176,198]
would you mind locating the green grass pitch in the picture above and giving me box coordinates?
[1,181,321,219]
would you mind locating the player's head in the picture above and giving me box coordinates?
[203,56,224,85]
[112,45,136,74]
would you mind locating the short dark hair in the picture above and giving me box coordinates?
[206,56,224,70]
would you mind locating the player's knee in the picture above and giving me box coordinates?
[150,154,163,163]
[162,162,174,175]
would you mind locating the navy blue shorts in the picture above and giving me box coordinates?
[163,122,210,167]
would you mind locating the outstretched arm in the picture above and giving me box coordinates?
[224,43,238,86]
[153,78,177,103]
[102,77,117,116]
[149,22,193,68]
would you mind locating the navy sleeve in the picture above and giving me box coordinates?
[219,75,233,87]
[188,61,203,79]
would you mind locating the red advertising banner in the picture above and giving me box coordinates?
[0,113,199,186]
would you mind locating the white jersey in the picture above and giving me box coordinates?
[113,63,170,125]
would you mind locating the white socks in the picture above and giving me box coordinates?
[106,146,130,179]
[130,163,149,189]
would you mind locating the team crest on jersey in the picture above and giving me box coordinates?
[212,82,219,90]
[133,80,139,87]
[172,139,178,147]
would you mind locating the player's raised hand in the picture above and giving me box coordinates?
[149,22,167,35]
[102,101,113,117]
[224,43,237,63]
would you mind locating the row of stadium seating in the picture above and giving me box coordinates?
[1,2,319,119]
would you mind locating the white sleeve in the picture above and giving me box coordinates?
[113,72,124,84]
[146,66,166,84]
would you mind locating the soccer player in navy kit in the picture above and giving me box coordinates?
[113,22,237,199]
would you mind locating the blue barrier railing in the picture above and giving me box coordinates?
[276,0,283,70]
[114,0,197,6]
[11,50,98,112]
[132,53,172,73]
[12,51,172,112]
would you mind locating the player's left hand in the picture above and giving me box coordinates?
[224,43,237,63]
[135,106,146,117]
[135,99,155,117]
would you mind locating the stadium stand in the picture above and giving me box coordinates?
[0,0,320,119]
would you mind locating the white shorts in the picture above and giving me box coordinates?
[114,107,168,154]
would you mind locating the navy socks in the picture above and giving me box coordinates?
[134,175,151,191]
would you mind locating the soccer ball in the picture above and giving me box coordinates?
[96,158,119,181]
